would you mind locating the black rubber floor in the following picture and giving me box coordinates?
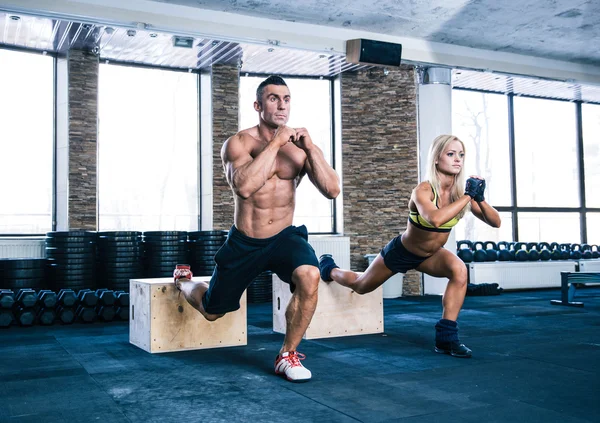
[1,287,599,423]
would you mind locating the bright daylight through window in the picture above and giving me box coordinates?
[98,64,199,231]
[239,76,335,233]
[0,50,54,234]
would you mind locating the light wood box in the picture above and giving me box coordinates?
[129,277,247,353]
[272,274,383,339]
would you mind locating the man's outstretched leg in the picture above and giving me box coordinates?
[274,265,320,382]
[175,278,223,322]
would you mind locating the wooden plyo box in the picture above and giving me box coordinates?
[272,274,383,339]
[129,277,247,353]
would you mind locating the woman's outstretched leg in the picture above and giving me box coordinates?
[318,253,394,294]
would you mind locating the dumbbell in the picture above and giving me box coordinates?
[38,290,58,308]
[16,289,38,308]
[0,309,14,327]
[114,291,130,320]
[0,290,15,309]
[37,308,56,325]
[76,305,96,323]
[55,305,76,324]
[96,289,116,307]
[14,306,35,326]
[58,289,78,308]
[77,289,98,307]
[96,305,116,322]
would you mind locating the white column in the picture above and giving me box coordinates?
[417,67,456,295]
[55,56,69,231]
[200,71,213,230]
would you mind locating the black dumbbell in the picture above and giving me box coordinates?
[0,309,14,327]
[77,289,98,307]
[96,305,116,322]
[56,306,76,324]
[76,305,96,323]
[16,289,38,308]
[37,308,57,325]
[38,290,58,308]
[14,306,35,326]
[58,289,78,308]
[116,306,129,320]
[0,290,15,309]
[115,291,130,307]
[96,289,116,306]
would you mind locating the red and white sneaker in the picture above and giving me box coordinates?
[274,351,312,382]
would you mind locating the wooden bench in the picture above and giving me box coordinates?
[272,274,383,339]
[129,277,247,353]
[550,272,600,307]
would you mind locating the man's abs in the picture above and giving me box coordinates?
[233,177,296,238]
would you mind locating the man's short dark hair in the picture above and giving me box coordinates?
[256,75,288,104]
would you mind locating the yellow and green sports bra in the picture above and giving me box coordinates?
[409,185,460,233]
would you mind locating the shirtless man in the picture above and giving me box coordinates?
[177,75,340,382]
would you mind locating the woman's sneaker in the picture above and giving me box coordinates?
[434,341,472,358]
[318,254,339,282]
[274,351,312,382]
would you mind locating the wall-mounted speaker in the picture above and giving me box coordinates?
[346,39,402,67]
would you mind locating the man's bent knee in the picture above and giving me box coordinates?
[292,265,320,296]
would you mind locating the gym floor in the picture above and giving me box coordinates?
[1,288,599,423]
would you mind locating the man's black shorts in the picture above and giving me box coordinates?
[202,225,319,314]
[380,235,430,274]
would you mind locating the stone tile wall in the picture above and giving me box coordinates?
[67,50,98,230]
[341,66,421,295]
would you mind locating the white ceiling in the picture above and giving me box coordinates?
[155,0,600,66]
[1,0,600,101]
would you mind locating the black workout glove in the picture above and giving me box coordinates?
[465,177,485,201]
[474,179,486,202]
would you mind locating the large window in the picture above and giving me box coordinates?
[588,213,600,244]
[0,49,54,234]
[453,88,599,244]
[239,76,335,233]
[582,104,600,208]
[514,97,578,208]
[452,90,510,241]
[518,212,580,244]
[98,64,199,231]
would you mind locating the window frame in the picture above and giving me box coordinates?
[240,72,340,234]
[0,46,57,236]
[453,87,600,243]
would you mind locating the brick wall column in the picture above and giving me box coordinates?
[211,65,239,230]
[341,66,421,295]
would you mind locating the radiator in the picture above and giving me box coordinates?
[0,238,46,259]
[468,261,578,290]
[308,235,350,270]
[578,261,600,273]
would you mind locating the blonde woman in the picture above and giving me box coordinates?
[319,135,501,357]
